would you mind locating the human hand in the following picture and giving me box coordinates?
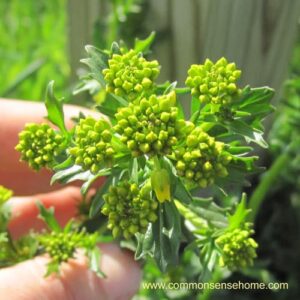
[0,100,141,300]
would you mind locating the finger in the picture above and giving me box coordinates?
[0,243,141,300]
[0,99,100,195]
[8,187,88,240]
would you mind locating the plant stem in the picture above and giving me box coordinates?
[248,151,290,222]
[175,87,190,94]
[198,267,224,300]
[248,134,300,221]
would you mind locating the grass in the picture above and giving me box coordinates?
[0,0,69,100]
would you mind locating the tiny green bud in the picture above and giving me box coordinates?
[15,123,65,170]
[102,181,158,239]
[70,117,114,173]
[102,49,160,100]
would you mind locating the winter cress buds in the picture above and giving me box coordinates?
[173,127,231,187]
[216,225,258,270]
[114,91,187,157]
[101,181,158,239]
[15,123,64,170]
[69,117,114,173]
[103,49,160,101]
[186,57,241,106]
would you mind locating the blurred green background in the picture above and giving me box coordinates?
[1,1,300,299]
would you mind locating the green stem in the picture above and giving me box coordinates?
[174,199,207,228]
[198,267,223,300]
[175,87,191,94]
[248,143,296,221]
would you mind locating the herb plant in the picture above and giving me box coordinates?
[1,33,274,286]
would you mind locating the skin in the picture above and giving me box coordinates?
[0,99,141,300]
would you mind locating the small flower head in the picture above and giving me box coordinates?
[114,91,187,157]
[69,117,115,174]
[173,127,232,188]
[186,57,241,105]
[102,181,158,239]
[39,231,85,264]
[216,226,258,270]
[102,49,160,101]
[0,186,13,205]
[15,123,64,170]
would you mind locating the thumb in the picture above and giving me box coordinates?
[0,243,141,300]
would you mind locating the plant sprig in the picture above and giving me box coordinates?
[14,32,274,276]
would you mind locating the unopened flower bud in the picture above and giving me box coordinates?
[185,58,241,106]
[114,92,188,156]
[173,127,231,187]
[102,49,160,101]
[70,117,114,173]
[15,123,64,170]
[216,225,258,270]
[102,181,158,239]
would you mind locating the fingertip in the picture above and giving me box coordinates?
[0,243,141,300]
[99,243,142,299]
[8,187,82,239]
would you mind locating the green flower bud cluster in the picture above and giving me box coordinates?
[216,226,258,270]
[101,181,158,239]
[102,49,160,101]
[173,127,232,188]
[69,117,114,174]
[114,92,188,157]
[185,57,241,105]
[39,231,85,264]
[15,123,64,171]
[0,185,13,205]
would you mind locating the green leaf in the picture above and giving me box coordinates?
[73,76,101,96]
[50,165,83,185]
[45,81,68,135]
[229,86,275,138]
[236,86,274,110]
[89,175,113,218]
[95,92,128,123]
[135,201,181,272]
[191,198,228,228]
[228,119,268,148]
[131,158,139,184]
[174,177,193,204]
[190,97,201,119]
[87,247,106,278]
[109,92,128,106]
[215,162,256,190]
[81,45,109,87]
[111,41,121,55]
[36,202,61,232]
[81,168,111,195]
[135,225,155,260]
[228,193,250,230]
[163,81,177,95]
[53,157,74,171]
[134,32,156,53]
